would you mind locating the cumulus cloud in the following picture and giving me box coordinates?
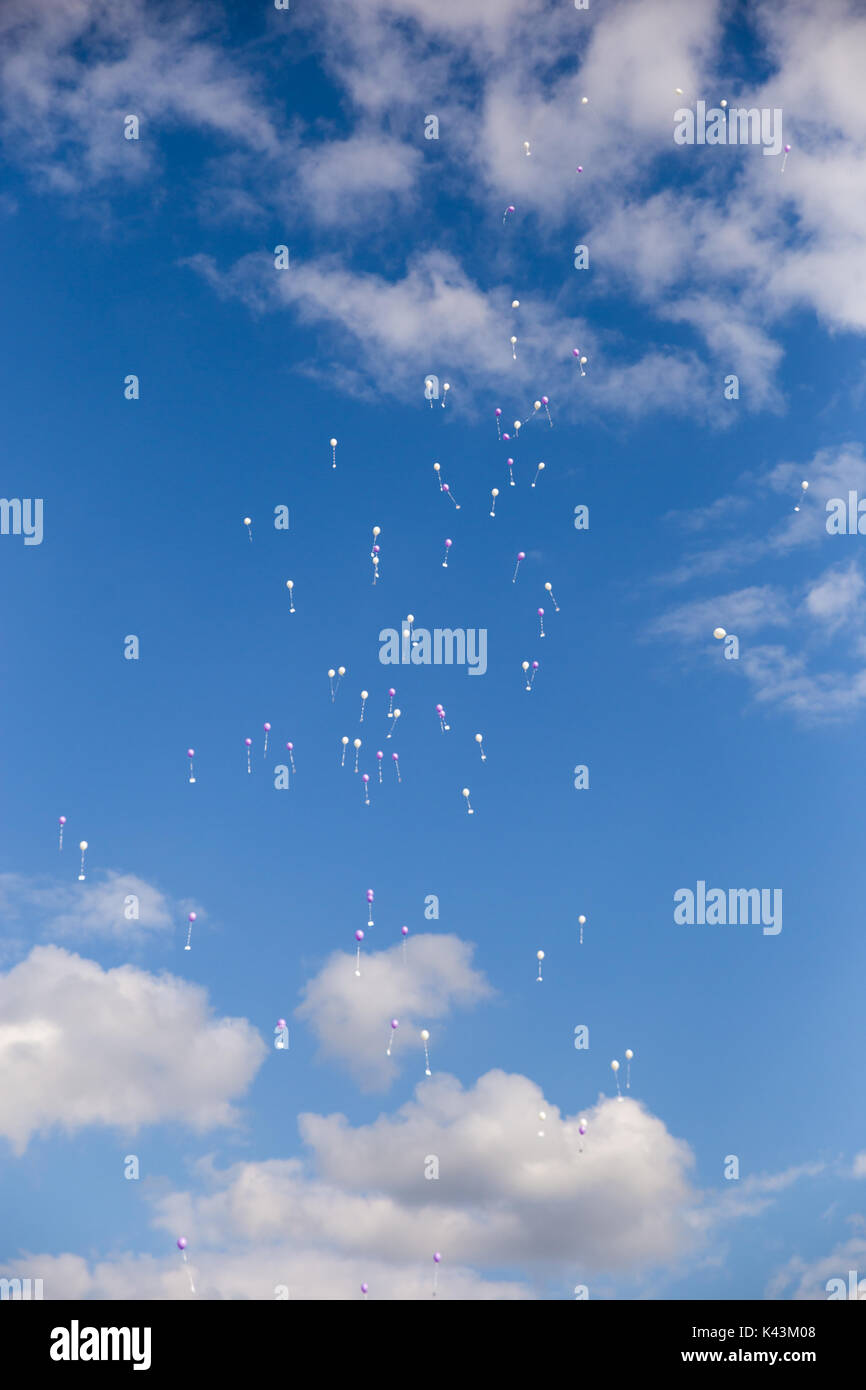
[0,1247,528,1302]
[296,934,492,1089]
[0,946,266,1153]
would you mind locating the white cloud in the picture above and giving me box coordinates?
[803,561,865,629]
[767,1238,866,1300]
[0,870,196,943]
[648,585,792,643]
[295,933,492,1090]
[0,946,266,1153]
[0,1247,528,1301]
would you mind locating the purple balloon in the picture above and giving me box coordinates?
[188,912,196,923]
[277,1018,287,1028]
[367,890,374,902]
[388,688,396,697]
[401,926,409,937]
[495,408,502,417]
[244,737,252,747]
[517,551,526,560]
[59,816,67,825]
[263,722,271,732]
[433,1252,442,1263]
[177,1237,187,1251]
[532,661,539,670]
[355,930,364,942]
[541,396,549,405]
[361,1282,369,1294]
[362,773,370,783]
[377,751,384,760]
[391,1019,399,1030]
[186,749,194,758]
[392,753,399,762]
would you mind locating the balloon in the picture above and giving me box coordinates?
[442,537,452,568]
[185,912,196,951]
[329,438,338,468]
[490,487,499,517]
[544,580,560,612]
[713,627,726,640]
[441,481,461,510]
[177,1237,187,1251]
[58,816,67,850]
[538,608,545,638]
[531,460,546,487]
[354,929,364,976]
[506,456,515,486]
[421,1029,432,1076]
[387,1019,399,1056]
[512,551,526,582]
[243,516,252,541]
[353,737,362,772]
[462,787,474,815]
[536,949,545,982]
[475,733,486,761]
[78,841,88,881]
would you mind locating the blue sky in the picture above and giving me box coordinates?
[1,0,866,1301]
